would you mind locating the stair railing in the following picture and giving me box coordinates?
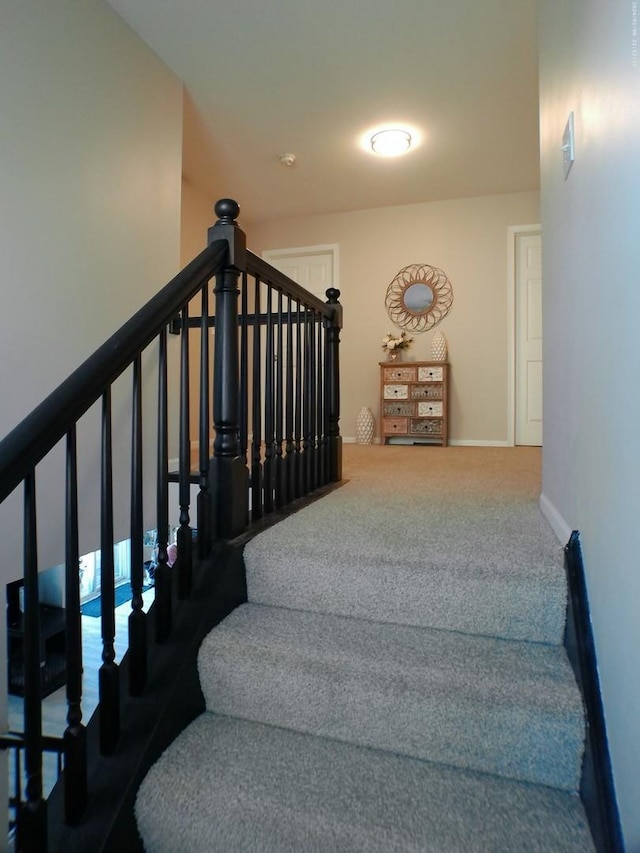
[0,732,65,846]
[0,198,342,851]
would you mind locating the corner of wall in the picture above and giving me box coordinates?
[539,491,572,545]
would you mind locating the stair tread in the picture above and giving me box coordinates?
[136,713,595,853]
[198,603,584,790]
[244,482,568,643]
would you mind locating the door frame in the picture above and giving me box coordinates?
[506,224,541,446]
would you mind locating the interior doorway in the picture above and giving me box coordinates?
[508,226,542,446]
[257,244,339,441]
[261,244,339,298]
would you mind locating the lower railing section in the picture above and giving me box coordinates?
[0,199,342,851]
[46,540,249,853]
[0,733,64,849]
[237,261,342,528]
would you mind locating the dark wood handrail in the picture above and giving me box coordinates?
[0,197,343,850]
[0,240,228,503]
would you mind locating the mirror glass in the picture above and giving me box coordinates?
[403,282,434,313]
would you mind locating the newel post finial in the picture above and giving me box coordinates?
[214,198,240,225]
[208,198,246,270]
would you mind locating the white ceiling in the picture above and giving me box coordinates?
[106,0,540,224]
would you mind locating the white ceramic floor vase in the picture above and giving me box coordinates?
[431,331,448,361]
[355,406,375,444]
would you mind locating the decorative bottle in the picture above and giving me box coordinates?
[355,406,375,444]
[430,331,448,361]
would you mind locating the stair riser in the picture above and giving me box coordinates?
[246,567,567,645]
[200,649,583,791]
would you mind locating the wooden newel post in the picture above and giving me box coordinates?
[325,288,342,482]
[208,199,249,539]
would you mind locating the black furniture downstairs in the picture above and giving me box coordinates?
[7,579,67,698]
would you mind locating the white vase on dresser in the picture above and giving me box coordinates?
[430,330,448,362]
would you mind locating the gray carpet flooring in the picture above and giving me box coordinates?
[198,604,584,790]
[243,482,568,643]
[136,449,594,852]
[137,715,593,853]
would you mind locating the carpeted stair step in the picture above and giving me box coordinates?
[198,603,584,791]
[243,483,567,644]
[136,713,594,853]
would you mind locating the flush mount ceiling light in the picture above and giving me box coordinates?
[370,128,412,156]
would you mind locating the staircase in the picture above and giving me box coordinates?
[0,199,347,850]
[136,447,595,852]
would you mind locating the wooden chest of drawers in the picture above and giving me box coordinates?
[379,361,449,446]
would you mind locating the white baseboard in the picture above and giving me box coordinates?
[539,492,572,545]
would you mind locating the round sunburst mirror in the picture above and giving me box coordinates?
[385,263,453,333]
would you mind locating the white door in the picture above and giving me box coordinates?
[262,244,338,383]
[258,246,338,441]
[515,232,543,445]
[260,245,338,374]
[262,245,337,299]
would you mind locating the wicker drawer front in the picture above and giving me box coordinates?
[410,418,443,436]
[383,417,408,434]
[383,366,416,382]
[418,366,444,382]
[411,384,443,400]
[417,401,443,417]
[383,384,409,400]
[383,401,414,417]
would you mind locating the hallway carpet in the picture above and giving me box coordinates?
[136,446,594,851]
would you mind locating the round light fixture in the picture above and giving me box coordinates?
[370,128,412,156]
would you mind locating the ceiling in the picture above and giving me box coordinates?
[105,0,540,224]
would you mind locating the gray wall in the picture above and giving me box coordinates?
[538,1,640,847]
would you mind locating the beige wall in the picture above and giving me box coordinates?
[0,1,183,581]
[0,0,183,823]
[179,178,219,446]
[247,191,539,443]
[181,179,217,266]
[539,0,640,847]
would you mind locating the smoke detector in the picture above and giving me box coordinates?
[279,153,296,167]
